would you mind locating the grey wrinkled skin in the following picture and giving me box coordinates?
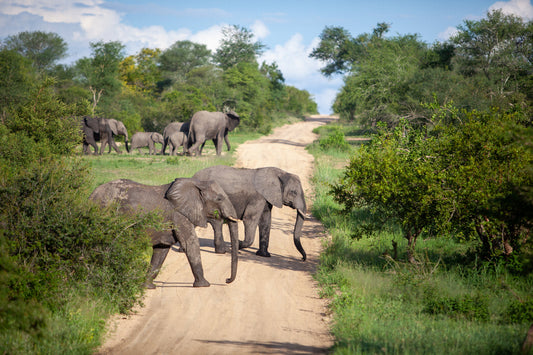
[89,178,239,288]
[161,121,189,155]
[193,165,307,261]
[103,118,130,154]
[80,116,129,155]
[187,111,240,156]
[130,132,164,155]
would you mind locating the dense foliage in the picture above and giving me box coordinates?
[312,10,532,265]
[311,10,533,127]
[0,53,160,352]
[310,11,533,352]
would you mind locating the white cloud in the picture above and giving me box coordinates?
[260,34,341,113]
[260,33,322,83]
[190,25,226,51]
[438,26,459,41]
[490,0,533,20]
[251,20,269,40]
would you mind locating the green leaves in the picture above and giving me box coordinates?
[332,108,533,260]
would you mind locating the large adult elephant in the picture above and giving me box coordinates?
[80,116,116,155]
[193,165,307,261]
[187,111,240,156]
[101,118,130,154]
[80,116,128,155]
[89,178,239,288]
[161,121,189,155]
[130,132,164,155]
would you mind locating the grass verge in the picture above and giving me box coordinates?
[309,123,533,354]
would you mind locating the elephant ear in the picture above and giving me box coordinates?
[253,168,283,208]
[84,116,100,132]
[108,119,119,135]
[165,179,207,227]
[226,111,240,131]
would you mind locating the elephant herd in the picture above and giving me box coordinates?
[80,110,241,156]
[90,166,308,289]
[86,109,308,288]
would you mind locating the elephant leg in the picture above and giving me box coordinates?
[224,134,231,152]
[239,200,264,249]
[214,135,224,156]
[173,229,210,287]
[256,204,273,257]
[198,141,206,155]
[209,219,227,253]
[188,139,203,156]
[144,246,170,289]
[148,141,154,155]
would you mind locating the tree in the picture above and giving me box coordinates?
[120,47,162,94]
[332,31,427,126]
[75,41,125,114]
[260,61,286,111]
[2,31,67,72]
[0,49,36,114]
[332,107,533,262]
[451,10,533,103]
[309,26,360,77]
[332,120,446,262]
[157,40,211,85]
[213,25,266,70]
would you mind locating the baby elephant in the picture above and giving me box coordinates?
[130,132,164,155]
[89,178,239,288]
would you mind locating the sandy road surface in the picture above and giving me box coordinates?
[98,116,335,354]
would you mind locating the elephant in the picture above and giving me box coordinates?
[80,116,116,155]
[130,132,164,155]
[187,110,240,156]
[89,178,239,288]
[80,116,129,155]
[193,165,307,261]
[101,118,130,154]
[161,121,189,156]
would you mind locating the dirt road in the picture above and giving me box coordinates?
[98,116,335,354]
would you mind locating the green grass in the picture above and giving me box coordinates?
[80,131,262,193]
[310,123,533,354]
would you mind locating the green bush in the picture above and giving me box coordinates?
[319,127,351,152]
[504,300,533,324]
[423,289,490,321]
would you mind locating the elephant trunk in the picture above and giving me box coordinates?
[293,209,306,261]
[124,139,130,153]
[226,220,239,283]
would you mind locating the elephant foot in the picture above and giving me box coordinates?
[256,249,271,257]
[215,248,227,254]
[193,279,210,287]
[238,240,252,250]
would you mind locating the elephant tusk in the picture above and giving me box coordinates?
[227,216,240,222]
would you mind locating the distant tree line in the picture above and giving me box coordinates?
[1,24,318,137]
[312,10,533,264]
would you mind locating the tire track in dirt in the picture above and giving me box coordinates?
[98,116,335,354]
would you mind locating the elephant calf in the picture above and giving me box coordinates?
[89,178,239,288]
[130,132,164,155]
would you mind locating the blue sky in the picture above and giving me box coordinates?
[1,0,532,113]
